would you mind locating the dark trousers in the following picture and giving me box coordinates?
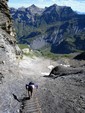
[27,85,33,98]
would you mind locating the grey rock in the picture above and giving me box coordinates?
[49,65,83,78]
[0,0,16,39]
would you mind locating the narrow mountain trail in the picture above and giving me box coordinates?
[18,56,57,113]
[16,55,85,113]
[19,90,42,113]
[19,56,57,83]
[0,54,85,113]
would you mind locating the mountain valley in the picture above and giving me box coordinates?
[10,4,85,54]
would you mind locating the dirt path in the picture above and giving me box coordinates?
[19,90,42,113]
[19,56,57,84]
[17,56,57,113]
[16,56,85,113]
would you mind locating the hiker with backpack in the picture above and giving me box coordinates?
[26,82,38,98]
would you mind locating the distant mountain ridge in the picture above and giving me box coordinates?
[10,4,85,54]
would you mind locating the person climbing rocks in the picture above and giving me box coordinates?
[26,82,38,98]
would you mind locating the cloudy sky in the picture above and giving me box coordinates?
[8,0,85,13]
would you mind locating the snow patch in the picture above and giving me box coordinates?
[60,64,70,67]
[48,65,54,70]
[41,72,49,75]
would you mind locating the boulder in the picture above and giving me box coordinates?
[49,65,83,78]
[74,52,85,60]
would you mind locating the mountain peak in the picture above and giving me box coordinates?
[29,4,38,9]
[44,4,75,16]
[52,4,58,7]
[18,7,26,11]
[50,4,72,10]
[51,4,61,8]
[27,4,44,15]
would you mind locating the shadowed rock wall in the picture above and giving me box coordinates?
[0,0,16,42]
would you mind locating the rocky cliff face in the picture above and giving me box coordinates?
[0,0,16,39]
[0,1,22,112]
[0,0,21,60]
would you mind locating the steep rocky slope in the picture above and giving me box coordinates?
[0,0,16,38]
[0,1,85,113]
[0,0,16,74]
[0,0,22,112]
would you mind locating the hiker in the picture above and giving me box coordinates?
[26,82,38,98]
